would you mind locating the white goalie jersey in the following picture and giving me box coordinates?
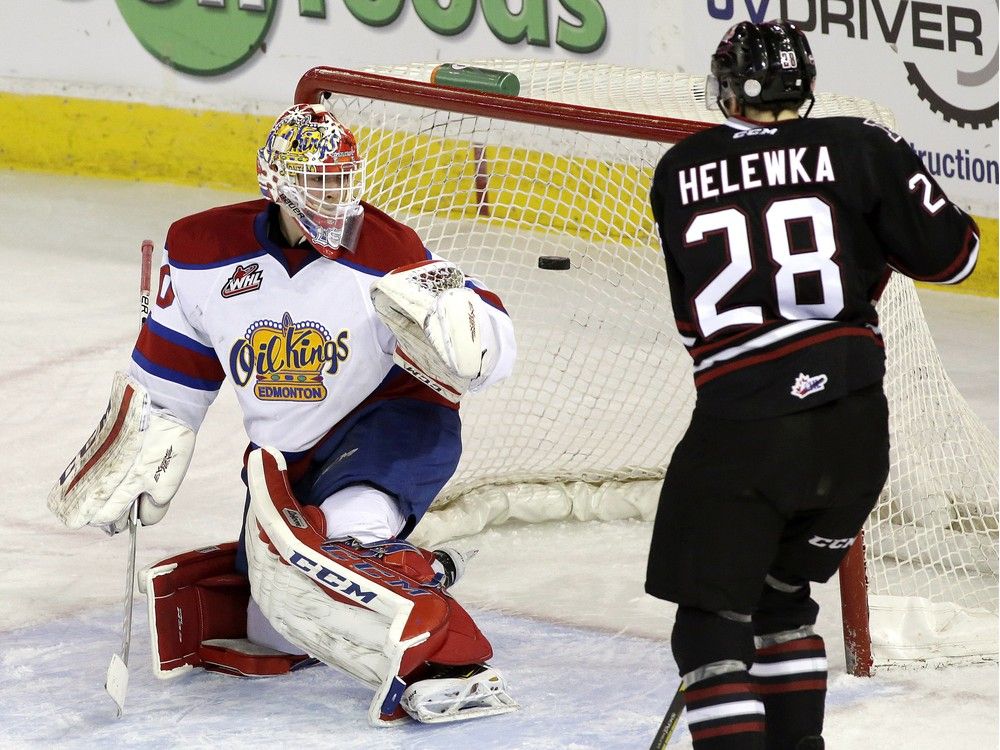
[129,199,515,455]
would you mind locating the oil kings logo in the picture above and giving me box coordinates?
[229,312,350,402]
[707,1,998,129]
[118,0,607,77]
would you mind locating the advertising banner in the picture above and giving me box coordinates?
[677,1,998,216]
[0,1,995,216]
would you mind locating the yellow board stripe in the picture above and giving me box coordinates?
[0,92,269,190]
[1,91,995,297]
[953,216,998,298]
[353,125,654,247]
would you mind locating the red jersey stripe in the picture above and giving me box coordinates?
[134,325,226,384]
[691,720,766,741]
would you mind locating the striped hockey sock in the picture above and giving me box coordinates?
[683,670,765,749]
[751,631,827,750]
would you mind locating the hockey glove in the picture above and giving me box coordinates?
[48,371,195,534]
[371,260,493,402]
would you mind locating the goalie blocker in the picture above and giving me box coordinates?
[48,372,195,534]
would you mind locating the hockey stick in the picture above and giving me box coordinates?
[648,683,686,750]
[104,239,154,717]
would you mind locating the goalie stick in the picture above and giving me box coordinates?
[648,683,685,750]
[104,239,154,717]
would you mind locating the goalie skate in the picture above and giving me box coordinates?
[401,663,518,724]
[432,546,477,589]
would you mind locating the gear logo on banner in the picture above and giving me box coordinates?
[706,0,998,129]
[897,0,999,130]
[905,51,998,130]
[115,0,276,76]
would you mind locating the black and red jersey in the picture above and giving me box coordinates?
[650,115,979,419]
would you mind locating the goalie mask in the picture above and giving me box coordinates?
[257,103,366,256]
[706,20,816,118]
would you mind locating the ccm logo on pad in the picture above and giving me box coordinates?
[289,552,378,605]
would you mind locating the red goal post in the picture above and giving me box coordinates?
[294,61,998,676]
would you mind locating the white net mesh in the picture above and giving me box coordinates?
[299,60,998,664]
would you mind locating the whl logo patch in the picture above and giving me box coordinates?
[790,372,828,399]
[222,263,263,298]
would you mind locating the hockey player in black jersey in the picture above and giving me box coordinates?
[645,20,979,750]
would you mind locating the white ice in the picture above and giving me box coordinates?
[0,172,996,749]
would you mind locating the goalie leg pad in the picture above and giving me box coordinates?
[320,484,407,544]
[139,542,311,678]
[245,446,500,724]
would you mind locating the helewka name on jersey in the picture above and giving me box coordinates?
[678,144,835,206]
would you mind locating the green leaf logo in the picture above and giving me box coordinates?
[116,0,276,76]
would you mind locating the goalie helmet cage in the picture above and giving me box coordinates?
[294,61,999,674]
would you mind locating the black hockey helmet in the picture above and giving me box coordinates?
[708,20,816,117]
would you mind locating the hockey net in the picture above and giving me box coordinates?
[294,60,998,671]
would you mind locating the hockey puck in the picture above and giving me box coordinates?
[537,255,571,270]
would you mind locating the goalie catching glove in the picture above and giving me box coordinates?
[48,372,195,534]
[371,260,497,402]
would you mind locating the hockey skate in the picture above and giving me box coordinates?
[400,662,518,723]
[432,546,477,589]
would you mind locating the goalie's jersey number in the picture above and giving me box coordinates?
[684,196,844,337]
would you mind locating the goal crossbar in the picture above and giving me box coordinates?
[296,66,706,143]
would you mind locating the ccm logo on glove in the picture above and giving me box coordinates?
[808,535,855,550]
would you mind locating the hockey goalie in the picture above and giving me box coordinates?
[47,102,518,725]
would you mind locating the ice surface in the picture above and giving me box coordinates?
[1,172,995,748]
